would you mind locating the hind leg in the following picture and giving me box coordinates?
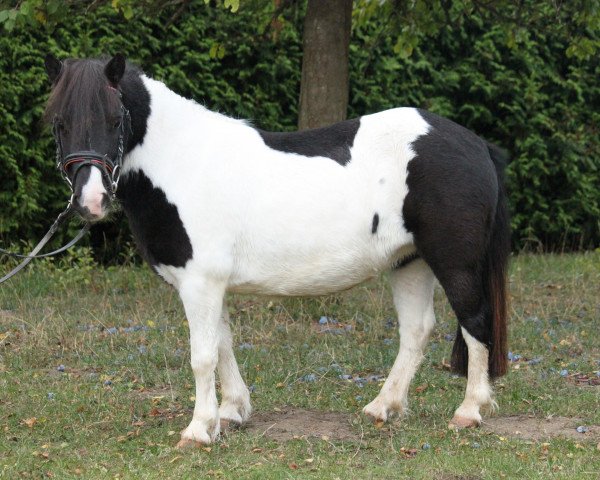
[217,302,251,429]
[363,259,436,422]
[434,270,496,428]
[449,326,496,428]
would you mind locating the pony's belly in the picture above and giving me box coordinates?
[227,265,378,296]
[227,243,413,296]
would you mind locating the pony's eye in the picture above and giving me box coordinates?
[113,119,122,129]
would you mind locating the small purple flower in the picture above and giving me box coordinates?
[104,380,112,386]
[508,351,522,362]
[559,369,569,377]
[106,327,118,335]
[355,395,363,401]
[528,357,542,365]
[444,333,455,342]
[384,318,396,329]
[47,392,55,400]
[576,426,589,433]
[383,338,393,346]
[138,345,147,354]
[471,442,480,448]
[339,374,352,380]
[249,384,256,393]
[239,342,254,350]
[354,377,366,388]
[318,316,329,325]
[422,443,431,450]
[302,374,317,382]
[57,364,65,373]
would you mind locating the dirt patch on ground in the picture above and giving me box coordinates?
[483,415,600,441]
[245,408,357,442]
[246,410,599,444]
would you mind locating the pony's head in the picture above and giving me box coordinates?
[44,54,130,221]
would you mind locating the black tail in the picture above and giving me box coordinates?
[451,143,510,378]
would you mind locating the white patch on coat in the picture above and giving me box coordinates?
[80,167,107,218]
[124,76,430,295]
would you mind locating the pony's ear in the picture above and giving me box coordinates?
[104,53,126,86]
[44,53,63,83]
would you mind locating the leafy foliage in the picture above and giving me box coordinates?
[0,1,598,252]
[350,6,600,250]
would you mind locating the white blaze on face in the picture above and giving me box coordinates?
[80,167,108,218]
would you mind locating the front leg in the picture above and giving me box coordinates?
[218,302,252,428]
[176,277,226,448]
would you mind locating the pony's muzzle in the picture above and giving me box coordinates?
[73,191,110,221]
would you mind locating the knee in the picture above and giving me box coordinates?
[191,351,218,375]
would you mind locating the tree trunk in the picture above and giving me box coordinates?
[298,0,352,130]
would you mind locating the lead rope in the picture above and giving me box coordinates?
[0,203,90,284]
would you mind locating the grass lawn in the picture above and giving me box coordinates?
[0,252,599,479]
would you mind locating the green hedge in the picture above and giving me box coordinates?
[0,2,598,254]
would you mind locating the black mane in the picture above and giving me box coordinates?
[44,58,121,140]
[44,57,149,152]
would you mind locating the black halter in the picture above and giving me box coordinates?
[53,90,131,199]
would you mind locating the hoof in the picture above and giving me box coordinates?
[176,438,208,449]
[365,413,386,429]
[219,417,242,431]
[363,400,387,420]
[449,415,481,429]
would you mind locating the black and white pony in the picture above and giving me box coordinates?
[42,54,510,447]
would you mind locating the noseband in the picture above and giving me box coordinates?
[53,89,131,199]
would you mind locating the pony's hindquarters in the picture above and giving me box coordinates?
[401,110,510,426]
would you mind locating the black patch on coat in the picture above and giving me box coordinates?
[403,109,499,347]
[371,213,379,234]
[120,65,151,152]
[117,170,193,268]
[257,118,360,166]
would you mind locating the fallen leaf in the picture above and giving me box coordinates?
[289,463,298,470]
[22,417,37,428]
[400,447,418,458]
[415,383,428,393]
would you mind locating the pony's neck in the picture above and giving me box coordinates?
[120,69,152,154]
